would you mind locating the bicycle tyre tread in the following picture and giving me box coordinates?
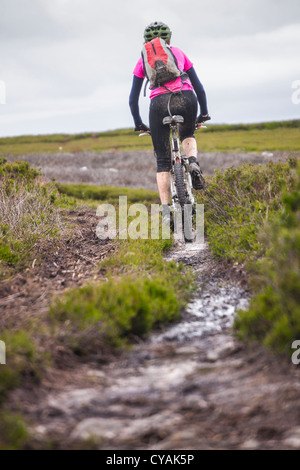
[174,161,187,207]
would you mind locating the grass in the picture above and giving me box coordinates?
[198,156,300,355]
[0,120,299,155]
[0,411,29,450]
[197,127,300,152]
[0,129,154,155]
[50,236,194,355]
[0,328,49,405]
[56,183,160,206]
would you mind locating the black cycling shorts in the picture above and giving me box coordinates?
[149,90,198,172]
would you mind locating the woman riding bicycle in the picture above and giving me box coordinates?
[129,21,211,221]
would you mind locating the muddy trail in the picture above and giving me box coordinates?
[2,211,300,450]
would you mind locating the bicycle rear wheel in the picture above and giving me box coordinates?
[174,161,187,208]
[173,161,193,241]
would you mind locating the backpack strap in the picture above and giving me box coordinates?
[161,71,189,93]
[143,71,188,97]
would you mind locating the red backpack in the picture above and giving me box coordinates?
[141,38,187,95]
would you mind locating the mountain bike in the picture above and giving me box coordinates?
[139,116,206,242]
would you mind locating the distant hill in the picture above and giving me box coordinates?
[0,120,299,155]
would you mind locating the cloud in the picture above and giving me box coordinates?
[0,0,299,136]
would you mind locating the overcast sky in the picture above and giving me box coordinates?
[0,0,299,137]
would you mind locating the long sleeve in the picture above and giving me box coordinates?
[129,76,144,127]
[186,67,208,116]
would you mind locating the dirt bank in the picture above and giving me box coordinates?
[0,210,114,331]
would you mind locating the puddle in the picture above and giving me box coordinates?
[152,241,249,343]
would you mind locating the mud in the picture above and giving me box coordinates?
[5,229,298,450]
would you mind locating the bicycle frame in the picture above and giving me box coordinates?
[162,115,195,213]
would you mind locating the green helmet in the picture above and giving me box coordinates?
[143,21,172,43]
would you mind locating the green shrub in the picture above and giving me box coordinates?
[0,412,29,450]
[0,160,62,277]
[234,163,300,354]
[0,157,39,182]
[199,159,297,262]
[50,237,193,355]
[0,240,20,264]
[51,275,181,352]
[0,330,45,403]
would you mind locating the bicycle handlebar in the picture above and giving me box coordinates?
[138,125,207,136]
[137,118,210,136]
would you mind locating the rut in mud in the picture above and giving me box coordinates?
[6,222,298,451]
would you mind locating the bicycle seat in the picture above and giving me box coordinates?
[162,115,184,125]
